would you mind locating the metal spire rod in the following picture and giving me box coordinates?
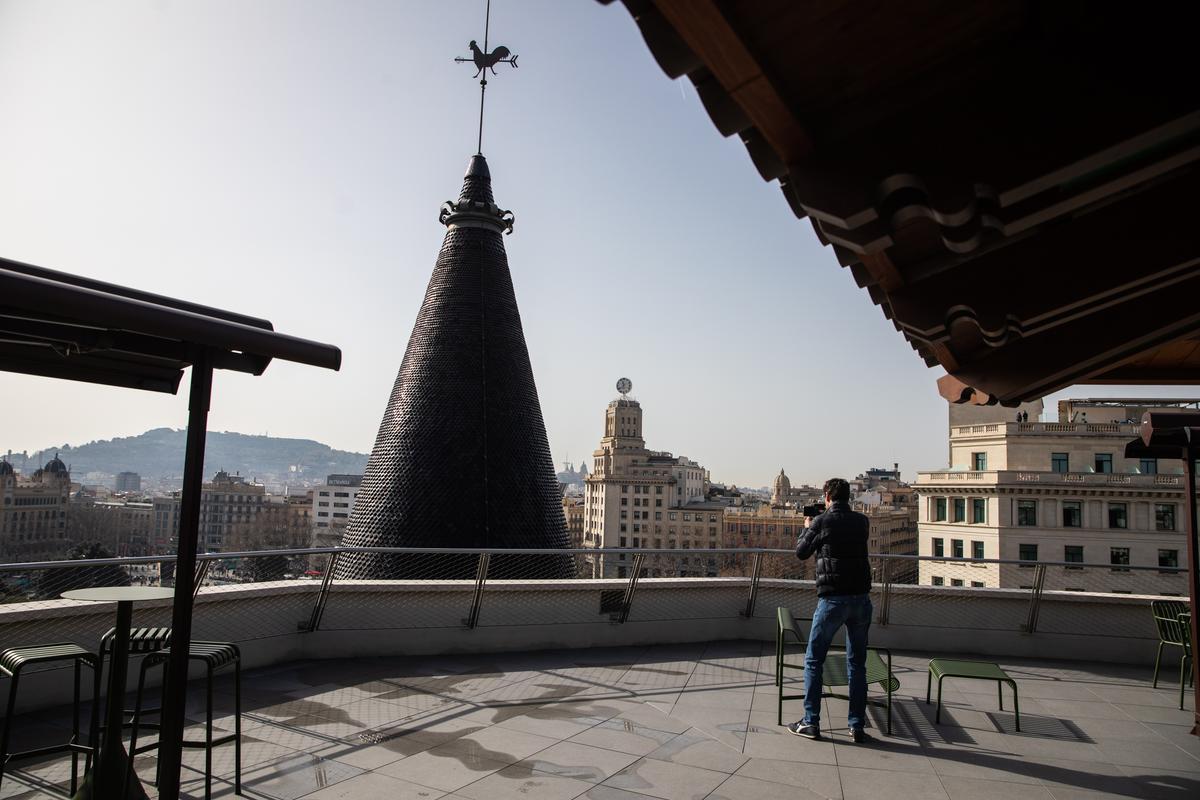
[453,0,518,156]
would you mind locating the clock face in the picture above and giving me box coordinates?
[616,378,632,394]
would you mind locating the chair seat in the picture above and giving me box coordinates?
[928,658,1013,682]
[1,643,96,675]
[147,641,239,670]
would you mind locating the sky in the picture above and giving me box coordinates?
[0,1,1193,489]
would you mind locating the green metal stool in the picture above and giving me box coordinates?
[127,641,242,800]
[0,643,100,797]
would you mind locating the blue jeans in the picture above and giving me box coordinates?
[803,593,873,730]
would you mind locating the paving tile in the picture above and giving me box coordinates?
[377,748,509,792]
[613,703,694,734]
[568,719,680,756]
[939,775,1054,800]
[601,756,728,800]
[838,766,950,800]
[833,738,936,773]
[643,730,747,774]
[582,785,664,800]
[437,725,560,762]
[741,730,837,765]
[706,773,833,800]
[733,758,842,798]
[1119,767,1200,800]
[496,708,609,740]
[1092,738,1200,771]
[520,741,640,783]
[236,752,363,800]
[455,763,595,800]
[298,771,447,799]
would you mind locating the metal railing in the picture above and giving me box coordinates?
[0,547,1189,662]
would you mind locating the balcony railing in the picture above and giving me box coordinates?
[951,421,1139,438]
[0,546,1186,680]
[919,469,1184,486]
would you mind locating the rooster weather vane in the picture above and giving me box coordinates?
[454,0,518,155]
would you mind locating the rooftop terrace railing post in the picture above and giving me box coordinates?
[1023,563,1047,634]
[156,350,212,800]
[878,557,892,627]
[617,554,644,624]
[192,558,211,601]
[741,552,763,618]
[464,553,490,629]
[304,551,340,633]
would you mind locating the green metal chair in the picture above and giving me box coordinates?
[775,606,896,733]
[1151,600,1189,688]
[1176,611,1193,711]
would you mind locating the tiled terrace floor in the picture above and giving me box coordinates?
[2,640,1198,799]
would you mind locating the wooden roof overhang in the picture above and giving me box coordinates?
[604,0,1200,405]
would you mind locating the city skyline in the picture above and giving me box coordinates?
[0,1,1192,490]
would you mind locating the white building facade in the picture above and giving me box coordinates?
[916,404,1193,594]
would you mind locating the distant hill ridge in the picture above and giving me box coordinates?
[6,428,368,482]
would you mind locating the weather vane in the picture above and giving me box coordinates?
[454,0,518,155]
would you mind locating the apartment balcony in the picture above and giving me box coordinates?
[951,422,1141,439]
[0,548,1196,799]
[918,470,1186,488]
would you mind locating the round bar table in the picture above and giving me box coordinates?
[63,586,174,800]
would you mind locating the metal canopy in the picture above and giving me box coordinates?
[0,255,341,799]
[0,256,341,391]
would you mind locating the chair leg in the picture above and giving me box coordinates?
[998,679,1003,711]
[925,670,931,704]
[1153,641,1164,688]
[1181,655,1190,711]
[126,657,155,799]
[0,669,19,792]
[936,676,944,724]
[1010,681,1020,732]
[206,664,214,800]
[70,659,81,796]
[234,659,242,796]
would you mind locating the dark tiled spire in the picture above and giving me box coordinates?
[337,156,569,579]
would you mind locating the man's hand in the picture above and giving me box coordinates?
[804,516,814,529]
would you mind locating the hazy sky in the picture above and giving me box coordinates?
[0,1,1191,488]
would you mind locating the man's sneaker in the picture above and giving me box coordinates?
[850,727,873,744]
[787,721,820,739]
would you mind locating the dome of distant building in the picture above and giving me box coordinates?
[0,461,13,476]
[44,455,68,474]
[771,468,791,505]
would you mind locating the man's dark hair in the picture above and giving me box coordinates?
[823,478,850,503]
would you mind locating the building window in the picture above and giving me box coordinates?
[655,512,662,520]
[620,498,628,506]
[951,539,964,558]
[1139,458,1157,475]
[972,452,987,470]
[950,578,964,587]
[669,512,677,521]
[1155,504,1176,531]
[952,498,965,522]
[932,538,944,558]
[1062,501,1082,528]
[970,581,985,588]
[971,498,986,524]
[1110,547,1130,571]
[934,498,946,521]
[1108,503,1127,529]
[1094,453,1113,474]
[932,576,944,586]
[1017,500,1037,526]
[971,541,984,559]
[621,485,629,493]
[1064,545,1084,566]
[1159,549,1179,570]
[1019,543,1038,563]
[1051,452,1069,473]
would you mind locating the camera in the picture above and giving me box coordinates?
[801,502,826,517]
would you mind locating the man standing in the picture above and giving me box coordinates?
[789,477,873,742]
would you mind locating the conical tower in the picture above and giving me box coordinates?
[337,155,571,579]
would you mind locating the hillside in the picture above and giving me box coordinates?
[7,428,368,484]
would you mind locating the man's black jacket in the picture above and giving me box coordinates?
[795,500,872,597]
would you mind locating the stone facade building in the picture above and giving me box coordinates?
[916,399,1194,593]
[583,391,722,577]
[0,457,70,562]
